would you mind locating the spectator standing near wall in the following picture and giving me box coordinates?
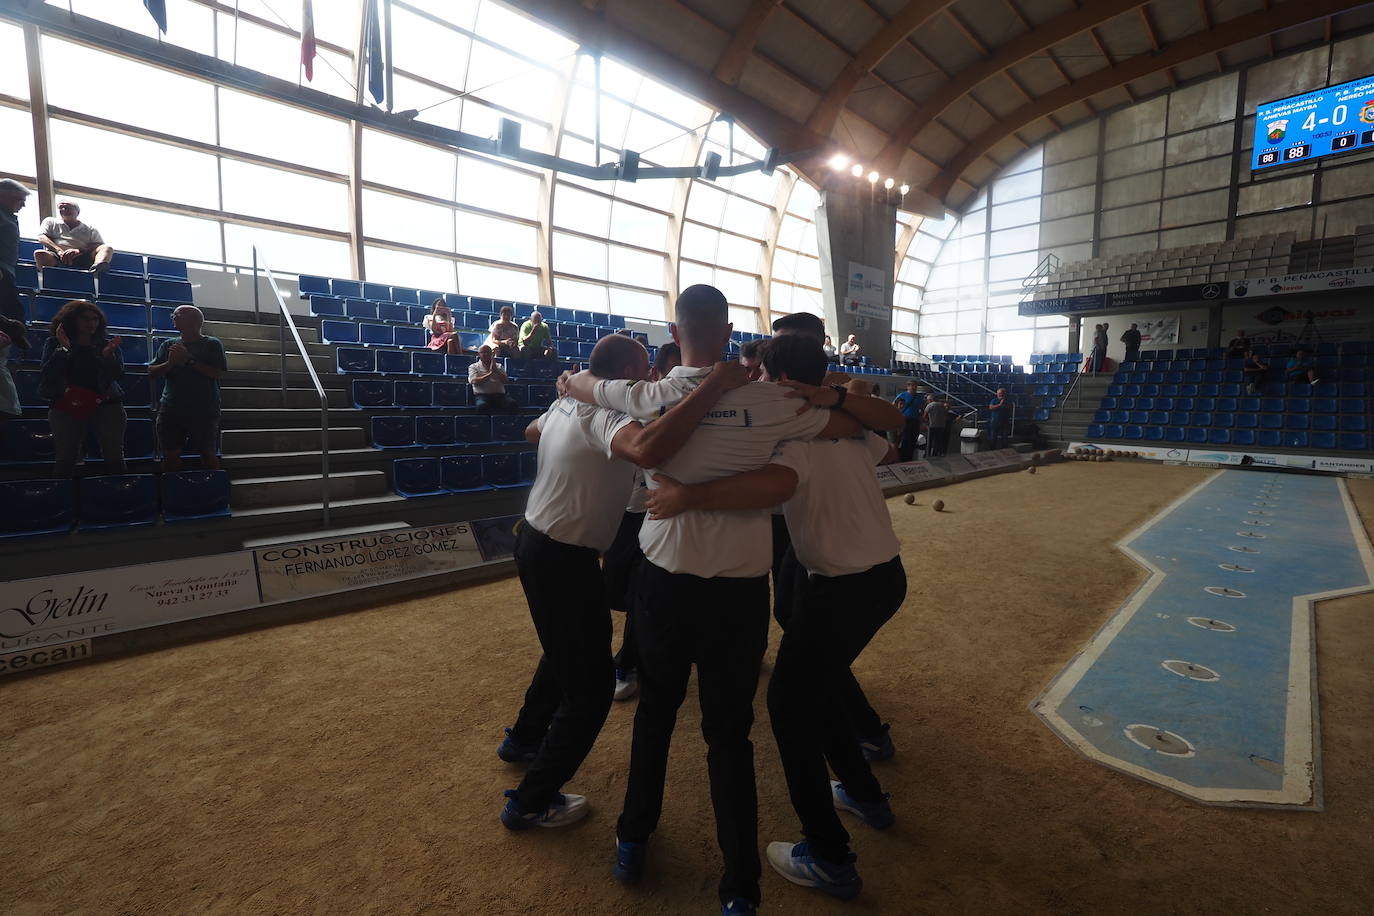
[986,387,1010,449]
[892,380,923,462]
[0,315,28,418]
[35,202,115,272]
[1120,324,1142,364]
[148,305,227,471]
[1091,323,1108,373]
[1243,350,1269,394]
[40,300,126,477]
[923,395,950,458]
[1227,329,1251,360]
[0,179,29,321]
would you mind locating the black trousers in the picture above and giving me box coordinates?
[617,560,771,906]
[0,270,22,321]
[603,510,645,672]
[769,556,906,863]
[927,423,948,457]
[897,417,920,462]
[507,523,615,813]
[770,513,792,627]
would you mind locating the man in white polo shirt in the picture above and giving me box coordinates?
[498,333,748,831]
[34,201,115,272]
[560,285,901,914]
[468,344,519,411]
[642,334,907,902]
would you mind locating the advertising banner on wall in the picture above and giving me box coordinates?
[1140,314,1180,346]
[1108,283,1225,309]
[1,554,259,653]
[1018,293,1106,316]
[1230,266,1374,299]
[254,522,484,602]
[844,261,889,321]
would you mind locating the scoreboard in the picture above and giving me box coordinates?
[1252,74,1374,171]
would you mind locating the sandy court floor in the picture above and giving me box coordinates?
[3,461,1373,915]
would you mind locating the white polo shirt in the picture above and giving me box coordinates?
[626,468,649,514]
[594,366,828,578]
[468,358,507,394]
[39,217,104,251]
[774,432,900,578]
[524,398,637,552]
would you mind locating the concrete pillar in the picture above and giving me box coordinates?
[816,188,897,367]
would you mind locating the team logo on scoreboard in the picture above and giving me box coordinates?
[1360,100,1374,124]
[1265,119,1288,142]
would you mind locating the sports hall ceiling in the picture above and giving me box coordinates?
[505,0,1374,214]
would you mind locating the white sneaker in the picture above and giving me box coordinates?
[500,789,590,830]
[614,669,639,701]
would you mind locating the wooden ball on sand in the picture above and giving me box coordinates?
[1028,466,1037,474]
[933,499,945,511]
[904,493,916,505]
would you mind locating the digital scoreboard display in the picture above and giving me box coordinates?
[1252,74,1374,171]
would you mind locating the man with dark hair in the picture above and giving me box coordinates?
[497,333,749,830]
[559,284,901,913]
[1120,323,1142,364]
[771,311,825,340]
[642,332,907,903]
[987,387,1010,450]
[739,338,765,381]
[652,341,681,377]
[892,380,923,462]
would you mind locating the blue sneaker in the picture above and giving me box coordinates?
[613,836,648,883]
[499,789,589,830]
[497,727,540,764]
[720,898,757,915]
[831,780,895,830]
[766,840,862,901]
[859,723,895,762]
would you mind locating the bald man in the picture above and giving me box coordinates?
[148,305,227,470]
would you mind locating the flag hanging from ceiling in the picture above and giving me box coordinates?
[144,0,167,33]
[301,0,317,81]
[364,0,385,104]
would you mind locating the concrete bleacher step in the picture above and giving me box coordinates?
[220,387,350,409]
[226,337,334,357]
[230,470,389,509]
[218,408,394,429]
[224,350,335,373]
[207,320,319,344]
[221,426,367,453]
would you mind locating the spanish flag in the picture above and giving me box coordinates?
[301,1,317,82]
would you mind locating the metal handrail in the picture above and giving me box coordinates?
[253,247,331,527]
[890,339,1016,441]
[1056,364,1090,444]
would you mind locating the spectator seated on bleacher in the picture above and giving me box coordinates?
[40,300,127,477]
[1226,330,1251,361]
[469,345,519,412]
[0,315,29,417]
[839,333,861,367]
[488,304,520,358]
[148,305,227,471]
[424,298,461,353]
[1243,350,1269,394]
[1286,349,1318,384]
[0,178,30,321]
[822,335,836,360]
[35,201,115,273]
[518,310,555,359]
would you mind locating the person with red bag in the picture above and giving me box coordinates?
[39,300,126,477]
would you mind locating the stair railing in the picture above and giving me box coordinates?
[253,247,331,527]
[890,339,1015,442]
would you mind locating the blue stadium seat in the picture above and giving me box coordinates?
[41,267,96,297]
[433,381,468,408]
[447,353,476,375]
[1258,430,1281,447]
[1234,413,1258,429]
[298,275,331,297]
[395,380,432,408]
[148,278,193,305]
[491,414,531,444]
[1129,411,1149,425]
[0,478,75,538]
[520,450,537,484]
[1215,397,1237,412]
[1124,425,1143,440]
[162,470,231,522]
[1314,382,1339,397]
[482,452,524,488]
[14,368,42,408]
[458,331,483,351]
[121,373,153,408]
[352,378,393,408]
[1194,397,1215,411]
[1092,409,1111,423]
[371,416,416,448]
[1312,397,1337,413]
[321,320,359,344]
[1149,411,1169,425]
[14,263,37,291]
[331,279,362,298]
[378,302,411,323]
[1099,397,1117,409]
[1165,427,1186,442]
[1340,414,1367,431]
[145,257,188,281]
[337,348,375,373]
[412,351,446,376]
[504,384,526,404]
[1116,397,1135,410]
[1103,424,1123,439]
[1285,413,1309,430]
[1340,398,1366,414]
[1136,397,1154,410]
[1207,428,1231,445]
[1287,398,1310,413]
[1186,428,1207,443]
[1285,431,1309,448]
[1143,425,1164,441]
[84,418,155,461]
[376,350,413,374]
[0,419,52,463]
[1191,412,1212,427]
[394,327,426,348]
[526,384,556,408]
[1108,410,1128,424]
[391,287,419,306]
[149,306,176,332]
[394,458,444,497]
[1311,431,1337,450]
[1311,414,1337,431]
[79,474,158,530]
[1258,413,1283,429]
[440,455,488,492]
[1340,382,1366,397]
[1232,429,1256,446]
[360,323,393,346]
[310,295,346,317]
[99,273,146,301]
[346,299,378,320]
[362,282,390,301]
[1212,412,1234,428]
[1034,409,1050,422]
[1339,432,1367,450]
[455,415,491,444]
[119,335,151,366]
